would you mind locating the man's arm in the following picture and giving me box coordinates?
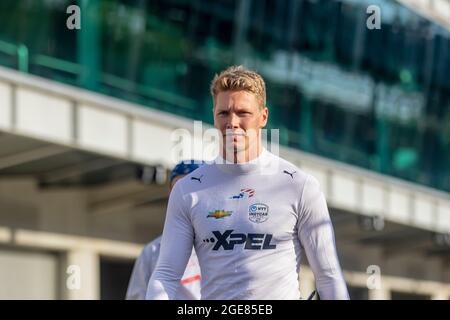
[126,238,162,300]
[297,175,349,300]
[145,182,195,300]
[126,241,158,300]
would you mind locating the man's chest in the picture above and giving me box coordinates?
[189,181,299,251]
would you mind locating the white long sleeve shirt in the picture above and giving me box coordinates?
[146,149,349,300]
[126,236,201,300]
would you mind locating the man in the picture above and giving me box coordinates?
[146,65,349,300]
[126,161,204,300]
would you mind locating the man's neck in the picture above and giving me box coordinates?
[222,144,263,164]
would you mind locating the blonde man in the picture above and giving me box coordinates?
[146,66,349,300]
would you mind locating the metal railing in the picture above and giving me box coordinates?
[0,38,197,116]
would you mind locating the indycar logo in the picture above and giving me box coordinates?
[203,230,277,250]
[248,203,269,223]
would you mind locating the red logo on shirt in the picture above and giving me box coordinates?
[181,274,201,284]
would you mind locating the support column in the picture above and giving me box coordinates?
[376,116,390,174]
[368,286,391,300]
[233,0,251,61]
[300,97,313,151]
[77,0,100,90]
[62,249,100,300]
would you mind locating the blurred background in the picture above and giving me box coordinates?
[0,0,449,299]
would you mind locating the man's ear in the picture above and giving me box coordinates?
[260,106,268,128]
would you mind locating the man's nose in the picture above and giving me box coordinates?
[226,113,240,129]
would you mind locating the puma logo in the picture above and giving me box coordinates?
[283,170,296,179]
[191,175,203,183]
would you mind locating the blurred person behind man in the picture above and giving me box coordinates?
[126,160,205,300]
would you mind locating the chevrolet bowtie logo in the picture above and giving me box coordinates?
[207,210,232,219]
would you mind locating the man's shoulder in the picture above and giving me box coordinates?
[136,236,162,263]
[267,151,310,184]
[143,236,162,253]
[175,162,215,190]
[272,153,324,197]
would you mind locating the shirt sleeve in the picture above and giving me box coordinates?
[297,175,350,300]
[145,181,195,300]
[126,239,161,300]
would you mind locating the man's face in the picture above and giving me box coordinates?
[213,90,268,158]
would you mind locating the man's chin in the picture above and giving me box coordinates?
[223,145,246,157]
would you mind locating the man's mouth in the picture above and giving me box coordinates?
[224,132,246,137]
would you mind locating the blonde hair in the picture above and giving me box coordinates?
[210,65,266,109]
